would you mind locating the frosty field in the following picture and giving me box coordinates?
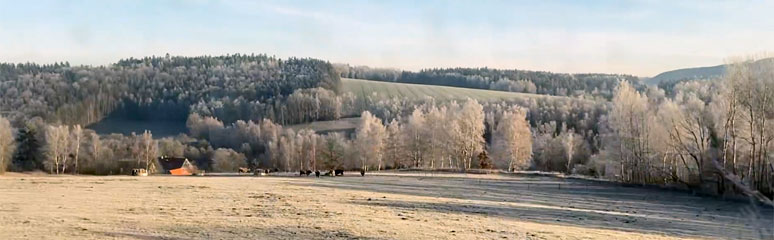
[341,78,574,102]
[0,172,771,240]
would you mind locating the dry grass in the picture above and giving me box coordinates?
[0,172,771,240]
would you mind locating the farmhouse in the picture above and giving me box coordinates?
[157,156,196,176]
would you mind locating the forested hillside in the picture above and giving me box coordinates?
[0,54,340,127]
[335,64,639,100]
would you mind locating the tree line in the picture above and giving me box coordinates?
[334,64,638,100]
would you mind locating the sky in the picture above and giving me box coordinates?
[1,0,773,77]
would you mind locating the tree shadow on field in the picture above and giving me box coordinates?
[301,175,774,240]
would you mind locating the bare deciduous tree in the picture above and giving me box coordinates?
[355,111,387,171]
[71,125,82,174]
[0,117,13,174]
[491,107,532,171]
[449,99,485,170]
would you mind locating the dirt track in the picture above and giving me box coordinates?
[0,172,771,239]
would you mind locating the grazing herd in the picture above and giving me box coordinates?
[234,168,355,177]
[296,169,350,177]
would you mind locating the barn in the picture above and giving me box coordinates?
[157,157,196,176]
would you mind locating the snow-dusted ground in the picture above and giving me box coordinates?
[0,172,771,239]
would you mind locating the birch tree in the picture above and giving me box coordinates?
[403,109,427,168]
[138,130,158,171]
[383,119,405,169]
[425,105,450,168]
[609,81,654,183]
[44,125,69,174]
[491,107,532,171]
[355,111,387,171]
[449,99,485,170]
[563,130,576,173]
[71,125,83,174]
[0,117,13,174]
[86,131,102,173]
[715,58,774,193]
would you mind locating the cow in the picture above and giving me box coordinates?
[131,168,148,176]
[334,169,344,176]
[315,170,320,177]
[300,170,305,176]
[360,169,365,176]
[238,167,250,173]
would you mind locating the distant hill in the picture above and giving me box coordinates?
[646,58,774,85]
[646,64,726,85]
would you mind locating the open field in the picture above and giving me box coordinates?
[1,172,771,240]
[286,117,361,134]
[342,78,579,102]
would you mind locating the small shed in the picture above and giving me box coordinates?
[157,157,196,176]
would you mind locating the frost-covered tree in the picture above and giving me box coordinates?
[491,107,532,171]
[403,109,428,168]
[713,58,774,194]
[608,81,654,183]
[563,130,576,173]
[449,99,485,170]
[383,119,405,169]
[212,148,247,172]
[70,125,82,174]
[355,111,387,171]
[0,116,14,174]
[44,125,69,174]
[425,105,450,168]
[137,130,158,171]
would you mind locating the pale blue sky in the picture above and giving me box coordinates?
[1,0,773,76]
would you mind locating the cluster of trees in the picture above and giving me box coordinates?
[184,99,537,173]
[189,87,359,125]
[0,54,340,127]
[593,59,773,197]
[334,64,401,82]
[0,116,162,175]
[335,66,638,100]
[0,113,271,174]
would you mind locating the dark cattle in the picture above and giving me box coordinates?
[335,170,344,176]
[305,170,313,176]
[315,170,320,177]
[360,169,365,176]
[131,168,148,176]
[300,170,306,176]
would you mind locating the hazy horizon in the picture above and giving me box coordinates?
[2,0,774,77]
